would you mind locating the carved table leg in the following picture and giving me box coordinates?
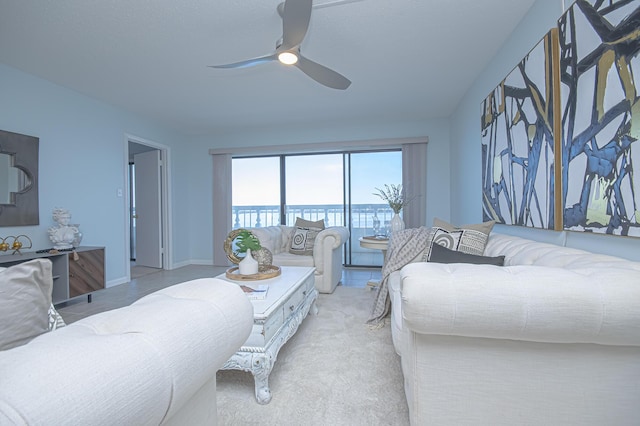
[309,299,318,315]
[252,352,274,404]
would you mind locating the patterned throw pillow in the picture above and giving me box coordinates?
[48,304,67,330]
[289,217,325,256]
[423,218,495,261]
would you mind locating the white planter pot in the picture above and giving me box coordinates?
[238,248,259,275]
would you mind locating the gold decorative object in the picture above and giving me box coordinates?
[224,228,259,264]
[225,265,281,281]
[0,235,32,254]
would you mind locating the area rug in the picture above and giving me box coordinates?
[216,285,409,425]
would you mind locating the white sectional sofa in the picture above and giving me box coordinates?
[389,233,640,425]
[248,225,350,293]
[0,277,253,425]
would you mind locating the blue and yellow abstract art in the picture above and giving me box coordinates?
[482,0,639,237]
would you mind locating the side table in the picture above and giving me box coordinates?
[358,236,388,289]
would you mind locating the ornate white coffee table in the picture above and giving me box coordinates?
[219,266,317,404]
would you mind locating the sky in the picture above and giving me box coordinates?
[232,151,402,206]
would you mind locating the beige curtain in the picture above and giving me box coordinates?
[402,142,428,229]
[212,154,232,266]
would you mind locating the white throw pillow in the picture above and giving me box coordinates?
[0,259,55,350]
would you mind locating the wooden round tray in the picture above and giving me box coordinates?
[225,265,281,281]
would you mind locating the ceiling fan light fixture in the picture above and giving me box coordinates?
[278,51,298,65]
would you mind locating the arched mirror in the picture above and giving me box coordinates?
[0,152,32,204]
[0,130,39,226]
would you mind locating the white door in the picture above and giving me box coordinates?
[134,150,163,268]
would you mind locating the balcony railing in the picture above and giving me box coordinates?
[232,203,397,266]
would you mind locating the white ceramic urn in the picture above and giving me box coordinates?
[238,248,259,275]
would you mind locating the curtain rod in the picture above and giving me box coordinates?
[208,136,428,156]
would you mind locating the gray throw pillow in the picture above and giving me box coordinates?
[433,218,496,235]
[289,218,325,256]
[0,259,54,350]
[428,242,505,266]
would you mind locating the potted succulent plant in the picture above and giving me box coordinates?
[235,229,272,272]
[235,229,261,253]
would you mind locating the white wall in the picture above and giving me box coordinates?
[0,61,452,280]
[0,64,191,285]
[449,0,640,261]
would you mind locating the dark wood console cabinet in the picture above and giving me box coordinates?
[0,246,105,304]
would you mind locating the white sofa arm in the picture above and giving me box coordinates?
[0,278,253,425]
[311,226,349,293]
[312,226,349,273]
[401,262,640,346]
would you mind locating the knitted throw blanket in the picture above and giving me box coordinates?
[367,226,432,326]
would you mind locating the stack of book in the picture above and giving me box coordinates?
[239,284,269,300]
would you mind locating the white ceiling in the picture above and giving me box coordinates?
[0,0,535,136]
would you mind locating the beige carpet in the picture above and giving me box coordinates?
[216,285,409,425]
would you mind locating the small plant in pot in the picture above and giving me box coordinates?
[235,229,273,269]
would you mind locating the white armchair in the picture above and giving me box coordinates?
[248,225,350,294]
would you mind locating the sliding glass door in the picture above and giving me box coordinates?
[284,154,344,226]
[348,151,402,265]
[231,150,401,267]
[232,157,281,228]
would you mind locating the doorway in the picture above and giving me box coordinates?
[126,137,170,280]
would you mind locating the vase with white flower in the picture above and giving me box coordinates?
[373,184,409,233]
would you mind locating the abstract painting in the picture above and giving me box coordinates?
[481,29,562,230]
[559,0,640,237]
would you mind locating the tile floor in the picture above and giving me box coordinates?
[56,265,382,324]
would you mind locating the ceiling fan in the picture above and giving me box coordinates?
[209,0,352,90]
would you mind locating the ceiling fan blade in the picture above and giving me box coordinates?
[280,0,313,51]
[209,54,277,69]
[295,54,351,90]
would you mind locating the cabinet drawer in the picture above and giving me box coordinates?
[263,307,285,344]
[287,277,314,312]
[245,307,284,347]
[286,287,306,313]
[69,248,105,298]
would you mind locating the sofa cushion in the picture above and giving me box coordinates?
[272,252,315,267]
[433,218,495,235]
[0,259,54,350]
[428,242,505,266]
[250,226,285,254]
[485,233,640,272]
[289,218,325,256]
